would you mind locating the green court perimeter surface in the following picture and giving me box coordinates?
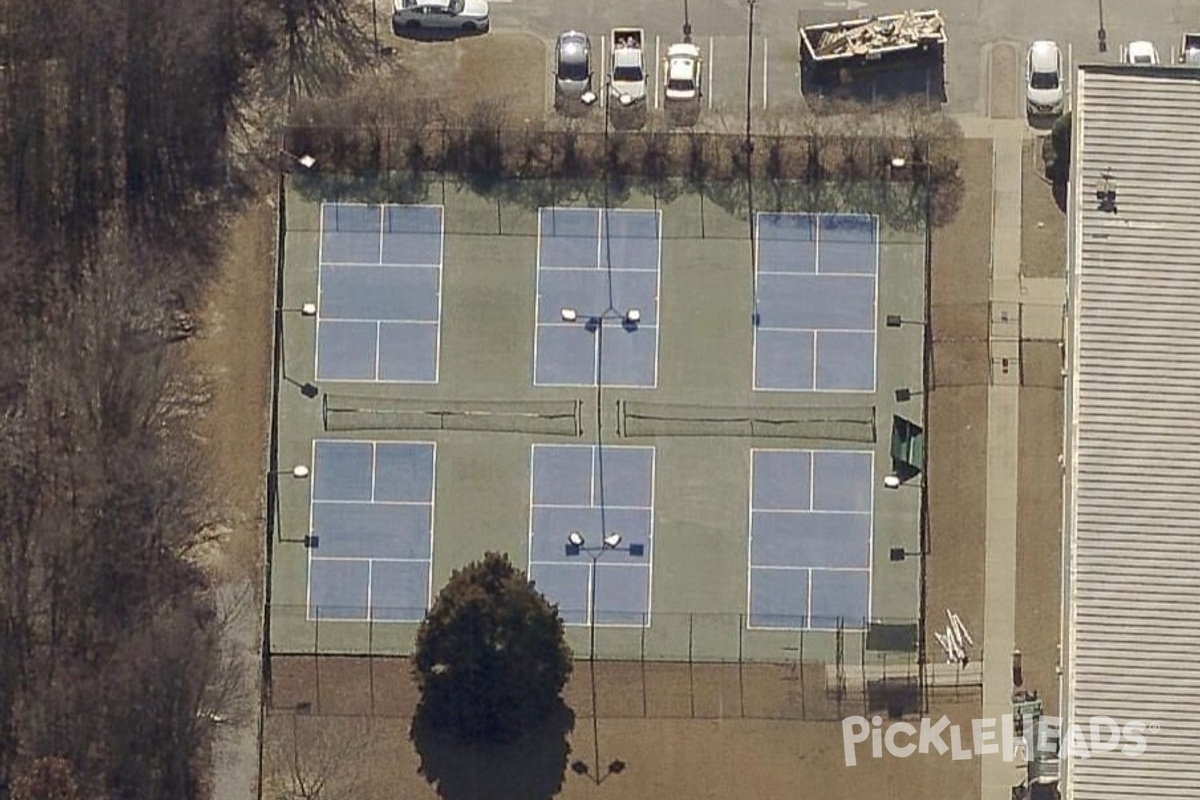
[270,173,927,664]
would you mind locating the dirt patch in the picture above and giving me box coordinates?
[1015,388,1062,714]
[1015,344,1063,715]
[188,199,275,587]
[263,700,982,800]
[925,387,989,651]
[1020,138,1066,278]
[1020,339,1063,389]
[988,44,1019,120]
[931,138,991,342]
[389,32,548,122]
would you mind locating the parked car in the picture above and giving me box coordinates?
[392,0,489,34]
[1124,40,1160,65]
[663,42,703,102]
[1025,40,1064,116]
[554,31,592,104]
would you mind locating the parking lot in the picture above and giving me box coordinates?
[488,0,1199,117]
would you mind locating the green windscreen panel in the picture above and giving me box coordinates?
[890,415,925,476]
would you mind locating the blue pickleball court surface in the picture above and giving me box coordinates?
[316,203,444,383]
[754,212,879,392]
[534,208,661,387]
[527,444,655,626]
[306,440,436,622]
[748,448,874,630]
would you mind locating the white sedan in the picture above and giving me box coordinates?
[663,42,702,102]
[1025,40,1064,116]
[1124,40,1160,65]
[392,0,490,34]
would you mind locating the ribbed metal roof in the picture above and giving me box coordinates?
[1066,66,1200,799]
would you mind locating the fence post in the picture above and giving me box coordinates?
[314,606,322,714]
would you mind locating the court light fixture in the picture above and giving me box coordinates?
[890,157,907,169]
[270,464,310,479]
[889,547,921,562]
[895,387,924,402]
[624,308,641,324]
[883,474,902,490]
[282,302,317,316]
[603,532,623,548]
[281,149,317,170]
[561,307,579,322]
[886,314,925,328]
[568,531,586,547]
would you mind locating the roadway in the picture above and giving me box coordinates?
[492,0,1200,118]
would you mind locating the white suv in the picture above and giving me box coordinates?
[393,0,490,34]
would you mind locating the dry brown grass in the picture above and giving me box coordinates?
[1020,138,1066,279]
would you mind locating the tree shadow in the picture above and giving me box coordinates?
[411,698,575,800]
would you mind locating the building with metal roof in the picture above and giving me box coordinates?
[1064,64,1200,799]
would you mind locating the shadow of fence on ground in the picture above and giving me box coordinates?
[267,656,981,723]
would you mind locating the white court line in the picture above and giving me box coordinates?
[752,564,869,573]
[314,203,326,382]
[311,556,433,563]
[365,560,374,620]
[866,450,875,621]
[370,442,378,502]
[533,502,652,511]
[806,568,813,628]
[589,442,596,506]
[539,265,658,273]
[807,450,815,510]
[707,36,715,110]
[750,508,872,516]
[432,207,445,384]
[651,209,663,389]
[755,326,874,334]
[320,260,442,268]
[645,447,657,627]
[762,36,769,110]
[304,436,318,620]
[313,498,432,507]
[745,449,757,626]
[377,204,385,264]
[425,443,438,613]
[373,321,382,381]
[532,208,544,384]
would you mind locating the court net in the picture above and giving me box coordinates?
[617,400,876,441]
[323,395,582,436]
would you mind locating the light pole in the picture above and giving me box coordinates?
[278,302,319,398]
[565,530,642,784]
[270,465,315,544]
[559,306,641,387]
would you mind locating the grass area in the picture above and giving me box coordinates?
[1020,138,1066,279]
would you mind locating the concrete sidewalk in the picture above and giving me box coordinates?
[977,118,1028,799]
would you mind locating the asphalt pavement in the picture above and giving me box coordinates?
[492,0,1200,116]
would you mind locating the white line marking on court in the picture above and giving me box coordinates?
[707,36,715,110]
[762,36,769,110]
[432,206,445,384]
[589,443,596,506]
[425,443,438,614]
[310,556,432,564]
[532,209,545,385]
[645,447,656,628]
[807,451,815,510]
[757,326,872,334]
[866,450,875,621]
[365,560,374,620]
[373,321,382,380]
[378,204,385,264]
[539,264,658,273]
[533,502,653,511]
[746,450,757,624]
[313,498,432,507]
[806,568,814,627]
[750,507,871,516]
